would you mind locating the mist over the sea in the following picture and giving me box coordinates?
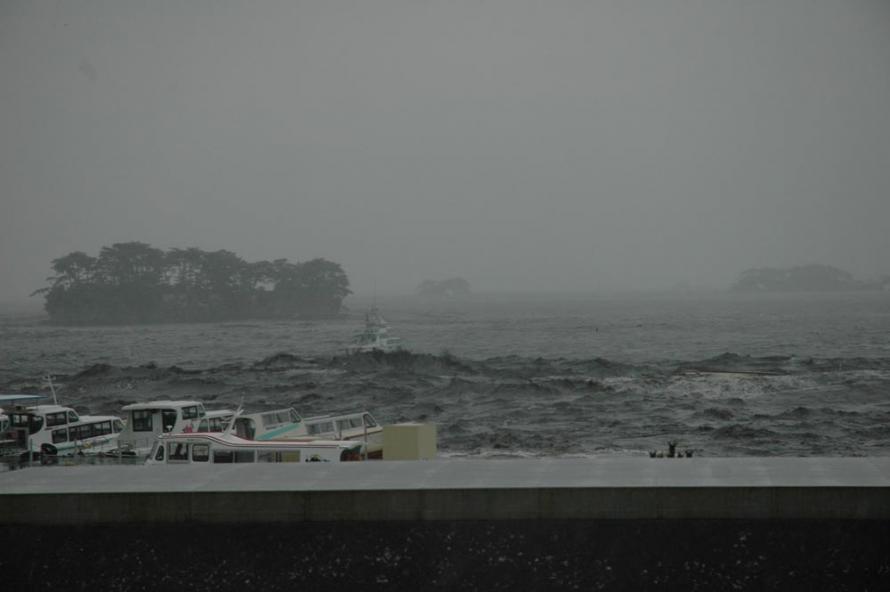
[2,0,890,303]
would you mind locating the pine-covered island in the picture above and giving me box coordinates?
[31,242,351,324]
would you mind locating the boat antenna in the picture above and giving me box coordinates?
[44,374,59,405]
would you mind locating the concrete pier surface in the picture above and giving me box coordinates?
[2,457,890,523]
[3,458,890,590]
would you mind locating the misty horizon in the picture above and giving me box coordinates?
[3,0,889,303]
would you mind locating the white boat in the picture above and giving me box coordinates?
[231,407,384,458]
[146,431,364,465]
[113,400,232,457]
[346,307,404,354]
[196,409,235,433]
[0,394,123,460]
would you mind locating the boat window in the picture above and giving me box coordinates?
[258,450,302,463]
[161,410,177,433]
[182,406,199,420]
[46,412,67,427]
[67,411,79,423]
[154,444,164,462]
[167,442,189,462]
[28,414,44,434]
[192,444,210,462]
[213,450,233,463]
[197,419,209,433]
[52,428,68,444]
[234,450,255,463]
[210,418,228,432]
[95,421,110,436]
[307,421,334,436]
[132,410,153,432]
[363,414,377,428]
[10,413,29,431]
[336,419,351,432]
[349,417,363,429]
[68,425,84,440]
[197,404,206,418]
[113,419,124,433]
[290,409,301,423]
[235,418,256,440]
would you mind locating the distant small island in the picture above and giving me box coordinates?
[731,264,889,293]
[416,277,471,298]
[32,242,351,324]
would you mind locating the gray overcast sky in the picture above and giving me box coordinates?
[2,0,889,301]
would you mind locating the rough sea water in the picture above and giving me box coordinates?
[1,292,889,458]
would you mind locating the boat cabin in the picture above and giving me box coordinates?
[0,395,123,459]
[196,409,235,433]
[233,407,303,440]
[230,407,383,458]
[115,400,209,457]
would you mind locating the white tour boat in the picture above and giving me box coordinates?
[231,407,384,459]
[196,409,235,433]
[346,307,404,354]
[146,430,364,465]
[113,400,232,457]
[0,394,123,460]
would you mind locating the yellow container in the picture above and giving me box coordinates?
[382,423,437,460]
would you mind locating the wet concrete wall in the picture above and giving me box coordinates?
[6,520,890,591]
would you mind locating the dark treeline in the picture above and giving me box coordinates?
[32,242,351,324]
[732,264,890,292]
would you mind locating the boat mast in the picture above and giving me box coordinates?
[44,375,59,406]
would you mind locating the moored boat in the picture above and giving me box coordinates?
[231,407,384,458]
[146,431,364,465]
[112,400,233,458]
[0,394,123,460]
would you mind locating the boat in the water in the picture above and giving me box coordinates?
[0,393,123,460]
[146,430,364,465]
[231,407,384,458]
[346,307,404,354]
[112,400,233,458]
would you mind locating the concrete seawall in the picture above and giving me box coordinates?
[3,458,890,590]
[3,457,890,523]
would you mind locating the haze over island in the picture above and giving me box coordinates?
[2,0,890,304]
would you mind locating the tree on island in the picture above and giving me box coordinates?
[731,264,866,292]
[416,277,471,297]
[32,242,351,324]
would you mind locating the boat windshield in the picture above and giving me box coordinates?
[161,409,177,432]
[10,412,43,435]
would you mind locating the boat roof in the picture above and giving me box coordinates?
[205,409,234,418]
[121,400,204,411]
[77,414,122,422]
[238,407,298,418]
[304,410,372,421]
[28,404,76,414]
[0,394,45,404]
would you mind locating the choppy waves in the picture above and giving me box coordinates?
[4,349,890,457]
